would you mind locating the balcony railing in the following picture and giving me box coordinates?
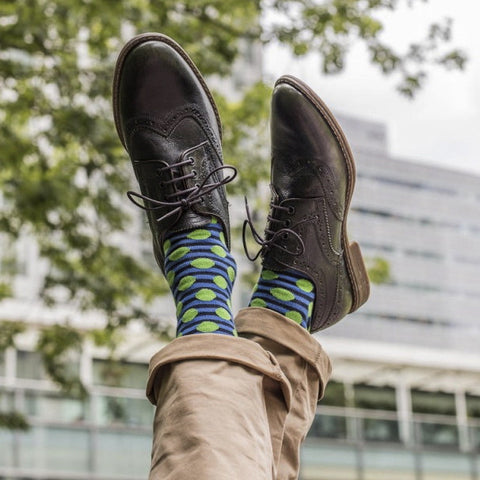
[307,406,480,452]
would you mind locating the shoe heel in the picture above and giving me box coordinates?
[347,241,370,312]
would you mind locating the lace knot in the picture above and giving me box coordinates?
[242,197,305,262]
[126,153,237,225]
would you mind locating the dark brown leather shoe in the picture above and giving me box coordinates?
[245,75,370,332]
[112,33,235,272]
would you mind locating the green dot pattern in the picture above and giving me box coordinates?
[195,288,216,301]
[262,270,279,280]
[285,311,303,324]
[196,321,220,333]
[214,276,228,289]
[169,246,190,261]
[164,220,237,338]
[211,245,227,258]
[178,276,196,291]
[163,239,171,255]
[191,258,215,269]
[250,298,267,308]
[297,278,314,293]
[182,308,198,323]
[271,287,295,302]
[216,308,231,320]
[187,229,211,240]
[176,301,183,317]
[249,268,315,330]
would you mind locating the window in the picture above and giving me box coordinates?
[307,414,347,440]
[24,392,87,423]
[411,390,455,416]
[354,384,399,443]
[466,395,480,419]
[16,351,47,380]
[320,381,346,407]
[412,390,458,448]
[354,384,396,411]
[92,359,148,389]
[16,350,79,383]
[361,417,400,443]
[94,395,153,426]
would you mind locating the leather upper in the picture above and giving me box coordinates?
[263,78,355,331]
[114,36,230,271]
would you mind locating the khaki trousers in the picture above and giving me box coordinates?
[146,307,332,480]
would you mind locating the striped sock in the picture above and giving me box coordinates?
[249,269,315,330]
[163,218,237,337]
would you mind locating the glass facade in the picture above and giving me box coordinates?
[304,409,480,480]
[0,349,153,479]
[2,349,479,479]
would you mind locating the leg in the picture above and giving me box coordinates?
[236,308,331,480]
[243,76,371,478]
[146,334,292,480]
[113,33,293,479]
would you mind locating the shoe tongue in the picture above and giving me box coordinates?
[173,211,211,234]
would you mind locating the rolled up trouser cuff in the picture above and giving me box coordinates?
[146,333,292,406]
[235,307,332,399]
[147,334,294,480]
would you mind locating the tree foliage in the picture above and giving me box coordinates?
[0,0,467,400]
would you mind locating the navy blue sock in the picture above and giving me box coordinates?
[163,218,237,337]
[249,268,315,330]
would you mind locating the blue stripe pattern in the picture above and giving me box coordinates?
[249,268,315,330]
[164,219,237,337]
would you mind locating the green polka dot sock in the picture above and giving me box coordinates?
[249,269,315,330]
[163,218,237,338]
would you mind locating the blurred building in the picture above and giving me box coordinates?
[302,114,480,480]
[1,114,480,480]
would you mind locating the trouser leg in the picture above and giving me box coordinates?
[146,334,292,480]
[236,307,332,480]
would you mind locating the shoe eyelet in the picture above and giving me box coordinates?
[281,233,288,240]
[288,206,295,215]
[192,169,197,177]
[195,183,200,188]
[155,168,162,176]
[284,219,291,227]
[188,157,195,165]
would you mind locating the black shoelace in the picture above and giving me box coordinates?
[242,197,305,261]
[127,156,237,224]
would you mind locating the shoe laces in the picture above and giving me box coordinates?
[127,154,237,224]
[242,197,305,261]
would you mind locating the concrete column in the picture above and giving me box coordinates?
[79,341,93,386]
[5,346,16,387]
[455,389,470,452]
[396,377,413,446]
[344,382,358,441]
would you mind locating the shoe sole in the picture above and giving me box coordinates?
[112,32,222,150]
[275,75,370,313]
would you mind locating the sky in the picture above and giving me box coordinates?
[263,0,480,175]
